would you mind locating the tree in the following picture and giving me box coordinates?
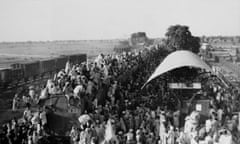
[165,25,200,54]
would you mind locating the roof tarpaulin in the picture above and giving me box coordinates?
[142,50,213,88]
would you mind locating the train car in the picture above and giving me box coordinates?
[68,54,87,65]
[68,54,79,65]
[11,63,22,69]
[55,56,68,71]
[0,68,12,84]
[0,66,24,88]
[79,54,87,64]
[22,61,41,78]
[0,54,86,90]
[10,68,24,81]
[40,58,56,74]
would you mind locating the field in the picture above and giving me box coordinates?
[0,40,121,69]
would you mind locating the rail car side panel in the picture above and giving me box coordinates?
[0,69,12,83]
[69,55,79,65]
[40,59,56,73]
[55,57,68,71]
[11,69,24,81]
[79,54,87,64]
[23,61,41,78]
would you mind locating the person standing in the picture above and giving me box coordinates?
[39,107,47,129]
[32,131,39,144]
[23,106,32,122]
[125,129,134,144]
[12,94,20,111]
[238,112,240,132]
[28,135,33,144]
[69,126,79,144]
[173,110,180,129]
[159,114,167,144]
[167,126,175,144]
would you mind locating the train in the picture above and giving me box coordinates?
[0,54,87,89]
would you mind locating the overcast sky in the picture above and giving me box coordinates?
[0,0,240,41]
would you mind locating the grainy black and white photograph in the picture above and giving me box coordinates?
[0,0,240,144]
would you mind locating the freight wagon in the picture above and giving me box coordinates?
[0,54,87,90]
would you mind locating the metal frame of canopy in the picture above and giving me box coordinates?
[142,50,213,89]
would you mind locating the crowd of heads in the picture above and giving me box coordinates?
[1,46,240,144]
[0,105,48,144]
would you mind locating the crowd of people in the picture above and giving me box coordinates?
[0,45,240,144]
[0,105,48,144]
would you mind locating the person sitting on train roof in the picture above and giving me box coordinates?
[23,105,32,122]
[46,79,61,95]
[22,94,31,108]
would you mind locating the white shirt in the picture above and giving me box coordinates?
[31,114,40,125]
[205,119,212,133]
[39,88,48,99]
[40,111,47,125]
[23,109,32,120]
[219,134,232,144]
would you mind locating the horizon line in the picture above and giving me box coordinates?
[1,35,240,43]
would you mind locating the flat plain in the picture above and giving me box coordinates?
[0,40,121,68]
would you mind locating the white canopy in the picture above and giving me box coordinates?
[142,50,212,88]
